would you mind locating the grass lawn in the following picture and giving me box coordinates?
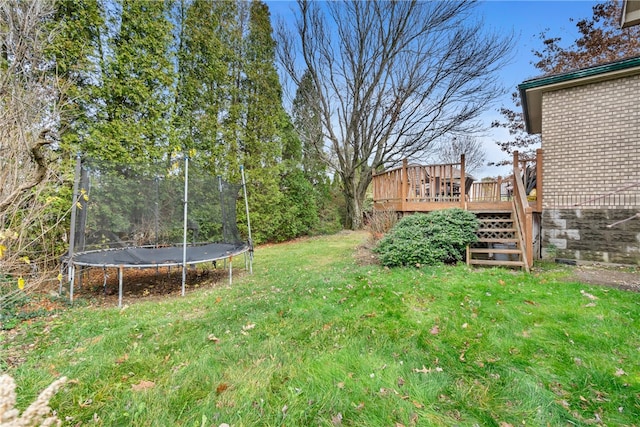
[2,231,639,426]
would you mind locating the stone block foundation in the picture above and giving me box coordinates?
[542,208,640,265]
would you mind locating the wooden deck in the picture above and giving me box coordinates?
[372,150,543,270]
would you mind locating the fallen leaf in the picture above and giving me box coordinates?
[580,290,598,300]
[115,354,129,364]
[459,352,466,362]
[331,412,343,426]
[409,412,419,426]
[412,400,424,409]
[282,405,288,415]
[207,334,220,343]
[499,279,506,285]
[584,303,597,307]
[216,383,229,394]
[414,365,432,374]
[524,300,536,306]
[615,368,626,377]
[355,402,365,411]
[337,382,345,389]
[430,325,440,335]
[242,323,256,331]
[397,377,405,387]
[461,323,468,329]
[131,380,155,391]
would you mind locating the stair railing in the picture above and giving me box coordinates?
[512,151,531,272]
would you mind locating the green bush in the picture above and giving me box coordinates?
[374,208,479,267]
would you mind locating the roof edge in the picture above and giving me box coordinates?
[518,56,640,135]
[518,56,640,91]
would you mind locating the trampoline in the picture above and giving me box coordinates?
[65,156,253,306]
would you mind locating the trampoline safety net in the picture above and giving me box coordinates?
[69,157,249,267]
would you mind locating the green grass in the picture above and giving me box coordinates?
[3,231,640,426]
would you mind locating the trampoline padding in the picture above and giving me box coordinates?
[73,243,248,267]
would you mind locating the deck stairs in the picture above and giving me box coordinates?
[467,209,527,270]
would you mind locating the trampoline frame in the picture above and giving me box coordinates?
[65,156,253,307]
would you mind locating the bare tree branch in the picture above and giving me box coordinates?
[0,0,61,212]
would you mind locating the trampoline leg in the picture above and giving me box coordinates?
[59,264,64,296]
[118,266,123,308]
[181,264,186,297]
[228,257,232,285]
[70,264,75,302]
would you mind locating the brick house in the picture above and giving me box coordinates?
[519,56,640,264]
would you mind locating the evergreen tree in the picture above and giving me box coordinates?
[292,69,340,232]
[48,0,105,155]
[241,0,303,242]
[176,0,239,173]
[86,0,176,166]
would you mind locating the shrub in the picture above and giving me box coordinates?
[374,208,479,267]
[365,209,398,239]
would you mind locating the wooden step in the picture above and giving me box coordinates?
[469,247,521,255]
[476,238,519,243]
[478,218,513,222]
[471,209,512,214]
[468,259,525,267]
[477,227,516,233]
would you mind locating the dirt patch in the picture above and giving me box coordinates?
[560,263,640,292]
[72,266,232,306]
[354,235,380,266]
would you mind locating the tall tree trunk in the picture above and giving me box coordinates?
[342,171,370,230]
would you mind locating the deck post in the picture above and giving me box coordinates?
[536,148,543,212]
[460,154,466,208]
[497,176,502,200]
[525,211,534,267]
[401,159,409,210]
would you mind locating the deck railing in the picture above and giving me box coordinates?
[372,149,542,213]
[373,155,468,206]
[511,151,532,272]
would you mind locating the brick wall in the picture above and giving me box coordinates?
[542,74,640,208]
[540,74,640,264]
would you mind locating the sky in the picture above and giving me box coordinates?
[266,0,601,177]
